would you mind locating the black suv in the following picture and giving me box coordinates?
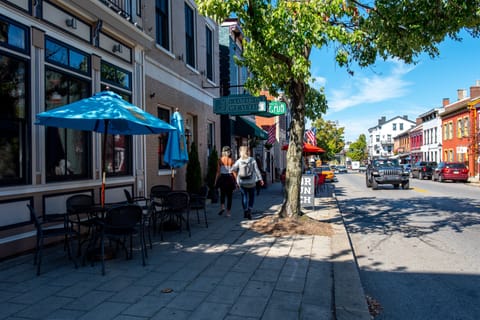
[366,158,410,190]
[410,161,437,180]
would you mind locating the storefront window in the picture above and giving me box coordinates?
[103,134,131,176]
[157,107,170,169]
[45,38,89,75]
[45,69,90,182]
[0,15,28,53]
[100,62,133,177]
[101,61,131,90]
[0,53,28,186]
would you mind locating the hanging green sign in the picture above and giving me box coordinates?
[268,101,286,115]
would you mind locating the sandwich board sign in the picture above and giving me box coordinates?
[300,174,315,207]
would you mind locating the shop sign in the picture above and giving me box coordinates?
[213,95,267,115]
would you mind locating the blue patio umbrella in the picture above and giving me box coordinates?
[164,109,189,188]
[36,91,176,205]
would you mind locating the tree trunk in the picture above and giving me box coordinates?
[279,80,306,218]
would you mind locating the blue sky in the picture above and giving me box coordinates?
[309,31,480,142]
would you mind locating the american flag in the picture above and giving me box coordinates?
[267,124,276,144]
[305,128,317,146]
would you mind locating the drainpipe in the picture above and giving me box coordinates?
[468,99,479,180]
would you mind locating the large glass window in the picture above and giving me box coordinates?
[155,0,170,50]
[207,121,214,152]
[45,69,91,182]
[457,119,462,138]
[100,62,133,177]
[0,53,28,186]
[101,61,131,91]
[45,38,90,75]
[205,26,213,80]
[184,3,195,67]
[103,134,131,176]
[463,117,469,137]
[157,107,170,170]
[0,15,29,53]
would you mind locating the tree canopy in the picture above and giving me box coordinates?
[312,118,345,162]
[346,134,368,162]
[197,0,480,217]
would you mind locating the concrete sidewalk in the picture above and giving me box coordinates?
[0,182,370,320]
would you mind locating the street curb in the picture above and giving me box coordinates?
[330,191,372,320]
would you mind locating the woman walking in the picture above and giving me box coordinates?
[216,146,236,217]
[231,146,264,219]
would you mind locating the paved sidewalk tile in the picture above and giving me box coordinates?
[0,181,370,320]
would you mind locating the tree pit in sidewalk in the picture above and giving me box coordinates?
[250,215,333,237]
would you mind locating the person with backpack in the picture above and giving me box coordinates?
[231,145,264,219]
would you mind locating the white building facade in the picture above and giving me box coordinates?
[368,116,416,158]
[419,108,443,163]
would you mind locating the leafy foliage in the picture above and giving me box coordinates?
[312,118,345,161]
[346,134,368,161]
[196,0,480,217]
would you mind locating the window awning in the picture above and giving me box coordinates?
[234,116,268,140]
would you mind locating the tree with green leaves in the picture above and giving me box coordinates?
[346,134,368,162]
[312,118,345,162]
[197,0,480,217]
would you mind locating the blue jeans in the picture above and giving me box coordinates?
[239,186,255,211]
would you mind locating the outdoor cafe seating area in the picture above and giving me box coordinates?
[28,185,209,276]
[26,91,203,275]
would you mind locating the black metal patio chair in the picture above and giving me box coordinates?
[27,204,78,275]
[97,204,145,275]
[160,191,191,240]
[189,185,209,228]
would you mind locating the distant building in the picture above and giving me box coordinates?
[393,129,412,163]
[368,116,416,158]
[439,82,480,178]
[418,108,443,163]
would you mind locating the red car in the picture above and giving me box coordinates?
[432,162,469,182]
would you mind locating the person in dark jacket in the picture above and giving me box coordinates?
[216,146,236,217]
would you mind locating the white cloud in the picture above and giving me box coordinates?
[324,61,416,113]
[310,76,327,89]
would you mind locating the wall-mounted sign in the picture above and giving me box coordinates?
[213,94,267,115]
[456,146,468,154]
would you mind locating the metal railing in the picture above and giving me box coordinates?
[99,0,133,21]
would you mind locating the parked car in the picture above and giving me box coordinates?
[314,165,335,182]
[402,163,411,174]
[335,165,348,173]
[358,165,367,173]
[432,162,469,182]
[410,161,437,179]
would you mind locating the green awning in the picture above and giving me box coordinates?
[234,116,268,140]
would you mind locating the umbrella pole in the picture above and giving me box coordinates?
[170,167,174,189]
[101,120,109,207]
